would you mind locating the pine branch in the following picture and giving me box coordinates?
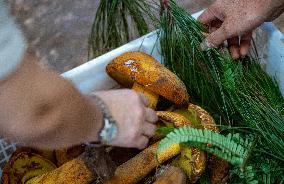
[88,0,157,58]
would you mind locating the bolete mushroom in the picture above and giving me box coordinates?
[106,142,180,184]
[23,147,116,184]
[162,104,230,183]
[26,155,94,184]
[106,51,188,109]
[106,110,211,184]
[157,111,207,182]
[1,148,56,184]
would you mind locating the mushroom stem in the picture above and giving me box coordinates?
[157,111,207,182]
[132,83,159,109]
[106,142,180,184]
[26,157,94,184]
[26,147,116,184]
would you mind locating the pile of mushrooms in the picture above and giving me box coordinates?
[1,52,229,184]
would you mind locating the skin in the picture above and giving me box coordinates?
[198,0,284,59]
[0,54,157,150]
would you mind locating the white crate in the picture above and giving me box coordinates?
[1,11,283,178]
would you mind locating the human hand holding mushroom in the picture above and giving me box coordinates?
[93,89,158,149]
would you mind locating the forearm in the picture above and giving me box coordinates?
[0,54,103,149]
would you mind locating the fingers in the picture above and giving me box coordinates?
[198,8,218,25]
[136,135,149,150]
[142,123,157,138]
[228,36,240,59]
[206,21,238,48]
[145,108,158,123]
[240,32,252,58]
[138,93,149,107]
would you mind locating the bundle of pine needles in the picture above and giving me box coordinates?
[88,0,156,58]
[158,0,284,182]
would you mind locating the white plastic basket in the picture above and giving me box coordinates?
[0,11,283,178]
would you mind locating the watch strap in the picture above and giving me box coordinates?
[86,94,118,147]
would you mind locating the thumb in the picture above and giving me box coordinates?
[201,22,236,50]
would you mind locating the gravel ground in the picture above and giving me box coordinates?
[4,0,284,72]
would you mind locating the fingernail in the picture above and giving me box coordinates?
[200,39,216,51]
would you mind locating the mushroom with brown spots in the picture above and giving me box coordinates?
[106,110,209,184]
[106,51,189,109]
[157,111,207,183]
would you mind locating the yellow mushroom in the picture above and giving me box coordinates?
[172,104,230,183]
[106,142,180,184]
[106,52,189,109]
[106,110,211,184]
[22,147,117,184]
[154,166,186,184]
[187,103,219,133]
[1,148,56,184]
[157,111,207,182]
[26,156,94,184]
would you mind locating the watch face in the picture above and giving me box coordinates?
[100,118,118,144]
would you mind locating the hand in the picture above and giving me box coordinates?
[198,0,284,59]
[94,89,158,149]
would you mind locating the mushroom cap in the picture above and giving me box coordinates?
[106,52,189,105]
[2,148,56,184]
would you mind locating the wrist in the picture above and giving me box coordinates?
[85,95,104,143]
[86,93,118,146]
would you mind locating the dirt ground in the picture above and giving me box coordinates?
[5,0,284,73]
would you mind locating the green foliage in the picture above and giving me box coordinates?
[88,0,156,58]
[159,0,284,164]
[156,127,174,136]
[157,127,252,166]
[230,165,259,184]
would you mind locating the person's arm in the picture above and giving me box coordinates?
[0,54,103,149]
[198,0,284,59]
[0,2,157,150]
[0,53,157,150]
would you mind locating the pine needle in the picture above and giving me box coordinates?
[88,0,158,58]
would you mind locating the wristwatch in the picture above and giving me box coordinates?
[86,94,118,147]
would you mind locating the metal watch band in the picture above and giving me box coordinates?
[86,94,118,147]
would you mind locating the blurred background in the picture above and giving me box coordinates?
[4,0,284,73]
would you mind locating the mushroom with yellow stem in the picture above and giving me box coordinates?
[106,51,189,109]
[22,147,116,184]
[106,142,181,184]
[26,155,94,184]
[1,148,56,184]
[154,166,186,184]
[157,111,207,183]
[106,111,209,184]
[167,104,230,183]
